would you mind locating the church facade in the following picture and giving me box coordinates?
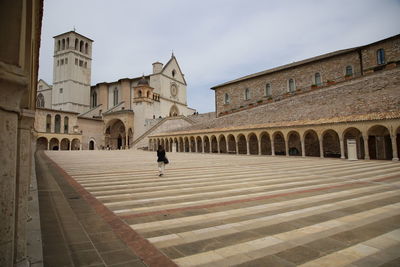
[35,31,195,150]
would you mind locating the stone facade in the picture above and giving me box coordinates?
[213,35,400,117]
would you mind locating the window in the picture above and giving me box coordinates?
[39,85,43,90]
[57,60,59,66]
[62,39,65,50]
[85,43,88,54]
[84,62,87,68]
[65,58,68,64]
[64,116,69,133]
[36,93,45,107]
[54,115,61,133]
[91,91,97,107]
[288,78,295,92]
[57,40,61,51]
[172,69,176,78]
[75,38,78,50]
[377,48,385,65]
[224,93,230,104]
[314,73,322,86]
[138,90,142,97]
[66,38,69,49]
[113,88,119,106]
[75,58,78,65]
[345,65,353,76]
[46,114,51,133]
[59,88,63,94]
[265,83,271,96]
[61,59,64,65]
[244,88,250,100]
[79,40,84,52]
[79,60,83,67]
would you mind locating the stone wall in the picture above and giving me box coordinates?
[77,117,104,149]
[362,36,400,71]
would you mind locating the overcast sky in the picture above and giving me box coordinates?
[39,0,400,113]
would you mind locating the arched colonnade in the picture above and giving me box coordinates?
[149,122,400,161]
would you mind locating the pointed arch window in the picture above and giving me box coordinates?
[113,88,119,106]
[36,93,45,107]
[91,91,97,107]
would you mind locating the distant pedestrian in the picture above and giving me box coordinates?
[157,145,168,176]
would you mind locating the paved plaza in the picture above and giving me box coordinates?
[38,150,400,266]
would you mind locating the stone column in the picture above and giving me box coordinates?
[246,140,250,155]
[217,140,220,154]
[79,143,83,150]
[271,139,275,156]
[258,139,262,155]
[236,142,239,155]
[340,138,345,159]
[319,138,324,158]
[202,140,205,153]
[125,133,128,149]
[285,139,289,157]
[47,141,50,150]
[301,138,305,157]
[362,135,370,160]
[195,141,198,153]
[69,140,72,150]
[391,135,399,161]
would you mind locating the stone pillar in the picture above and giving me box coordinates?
[285,139,289,157]
[258,139,262,155]
[217,140,220,154]
[271,139,275,156]
[319,138,324,158]
[246,140,250,155]
[80,143,83,150]
[340,138,345,159]
[69,140,72,150]
[47,141,50,150]
[301,138,305,157]
[202,140,205,153]
[363,135,370,160]
[58,142,61,151]
[195,141,198,153]
[125,133,128,149]
[236,142,239,155]
[391,135,399,161]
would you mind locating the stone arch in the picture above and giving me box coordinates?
[260,132,272,155]
[204,136,210,153]
[237,134,247,154]
[170,105,179,117]
[184,137,189,152]
[161,139,165,150]
[36,93,44,107]
[71,138,80,150]
[273,131,286,155]
[105,119,126,150]
[248,133,258,155]
[304,130,320,157]
[218,135,227,153]
[322,129,341,158]
[288,131,301,156]
[49,138,59,150]
[211,135,218,153]
[190,136,196,152]
[60,138,70,150]
[179,137,184,152]
[169,138,173,152]
[367,125,392,160]
[89,139,95,150]
[36,137,48,150]
[196,136,202,153]
[173,137,178,152]
[227,134,236,154]
[396,126,400,160]
[343,127,365,159]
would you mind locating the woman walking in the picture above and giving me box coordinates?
[157,145,167,176]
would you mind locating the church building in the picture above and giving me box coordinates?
[35,31,196,150]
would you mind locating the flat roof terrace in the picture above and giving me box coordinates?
[38,150,400,266]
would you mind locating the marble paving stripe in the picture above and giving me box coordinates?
[130,183,393,232]
[42,152,178,267]
[147,191,400,248]
[173,204,400,266]
[298,229,400,267]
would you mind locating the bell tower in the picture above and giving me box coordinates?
[52,31,93,113]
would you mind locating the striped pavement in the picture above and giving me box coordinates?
[46,150,400,266]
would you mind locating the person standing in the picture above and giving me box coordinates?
[157,145,166,176]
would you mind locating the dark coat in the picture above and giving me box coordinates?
[157,149,166,162]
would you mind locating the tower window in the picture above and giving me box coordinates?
[62,39,65,50]
[85,43,89,54]
[61,59,64,65]
[79,60,83,67]
[377,48,385,65]
[75,58,78,65]
[84,62,87,68]
[59,88,63,94]
[288,78,295,92]
[113,88,119,106]
[91,91,97,107]
[75,38,78,50]
[265,83,271,96]
[65,58,68,64]
[172,69,176,77]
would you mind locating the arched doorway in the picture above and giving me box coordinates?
[89,140,95,150]
[211,136,218,153]
[288,131,301,156]
[169,105,179,116]
[273,132,285,155]
[304,130,320,157]
[105,119,126,150]
[248,133,258,155]
[368,125,392,160]
[260,132,272,155]
[227,135,236,154]
[322,130,341,158]
[343,127,365,159]
[237,134,247,154]
[36,137,48,150]
[71,139,80,150]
